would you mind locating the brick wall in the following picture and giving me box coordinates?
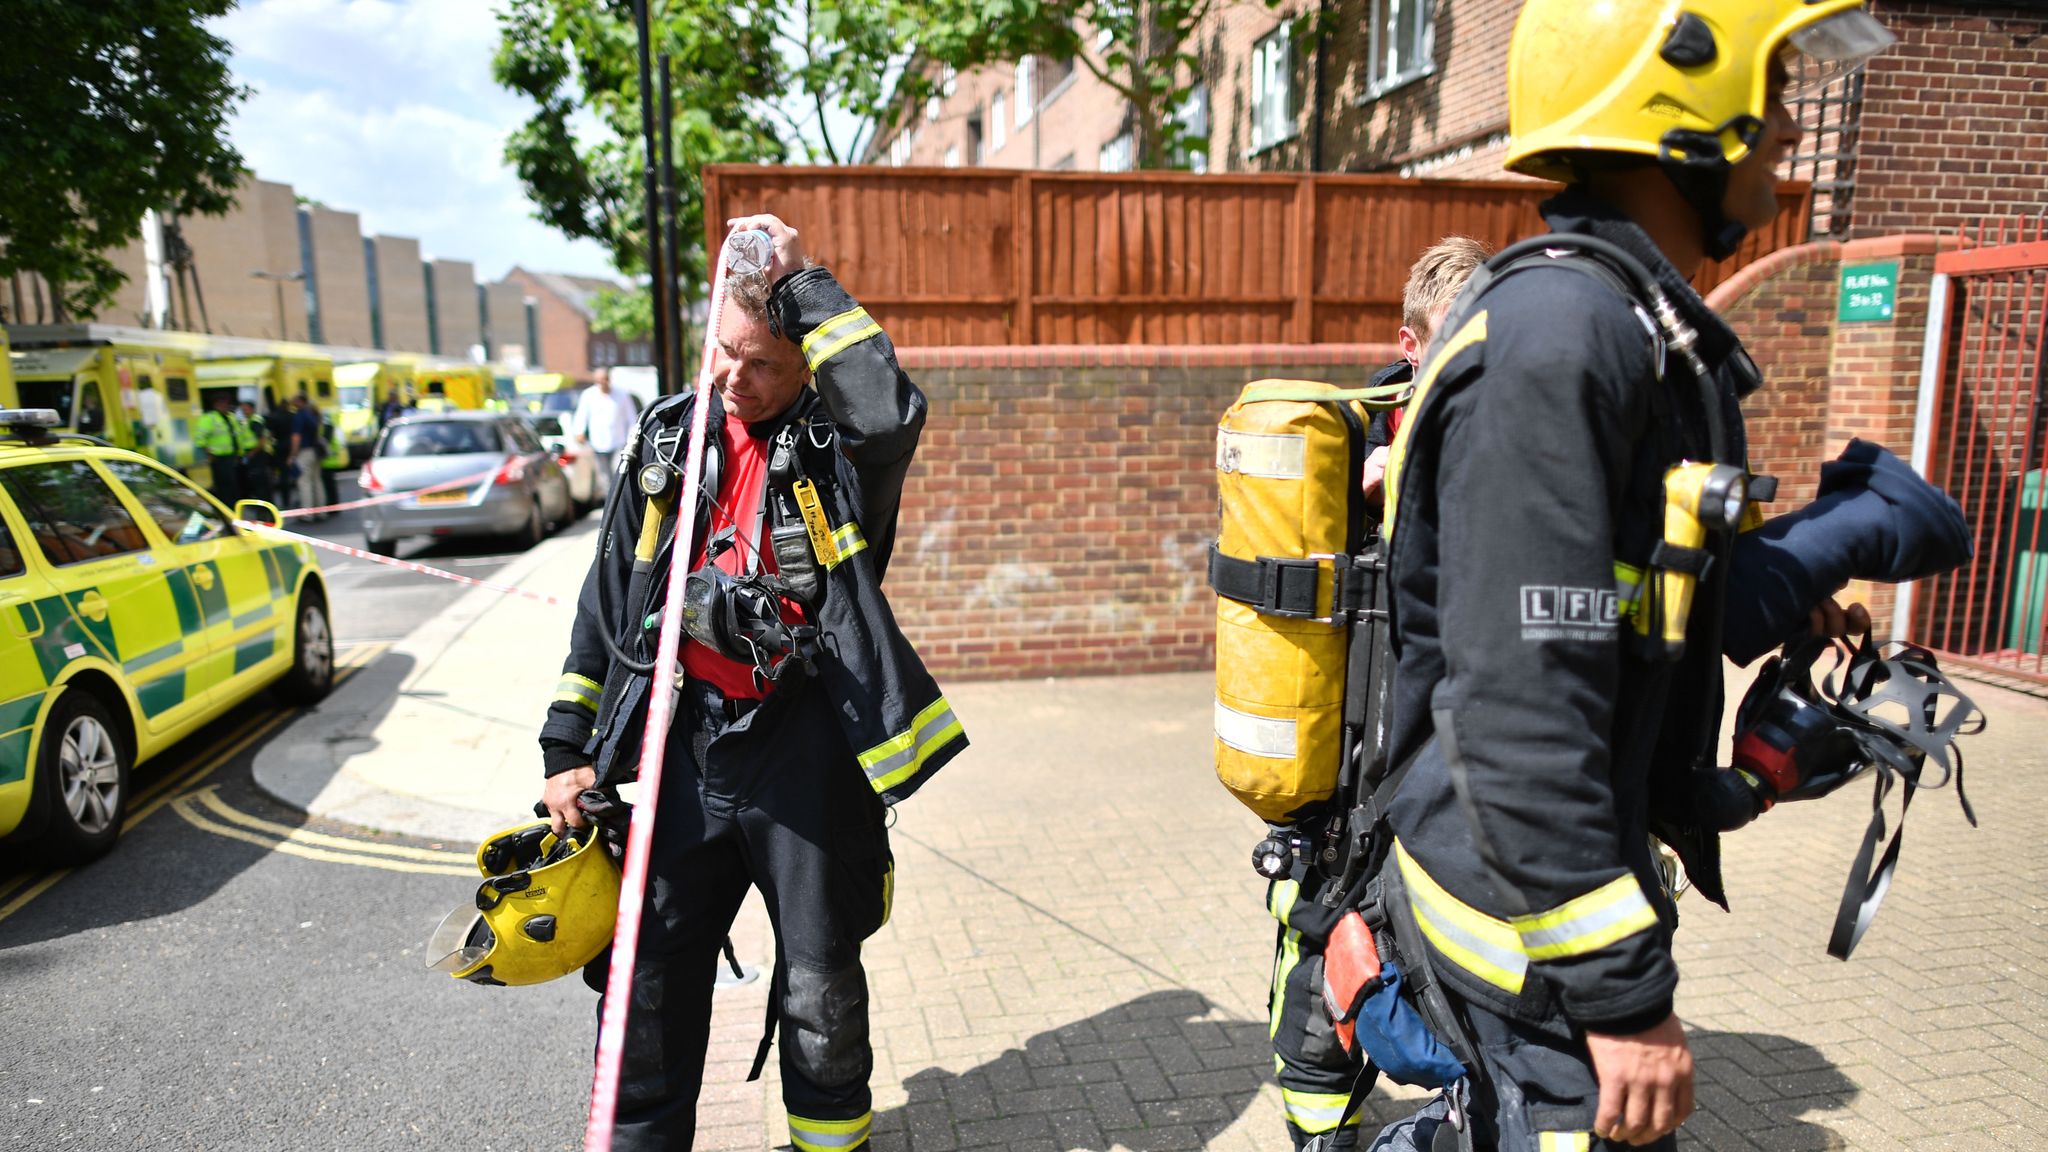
[1708,234,1952,633]
[372,235,431,353]
[1854,3,2048,238]
[428,259,481,358]
[308,206,373,347]
[504,268,595,381]
[1319,0,1518,177]
[887,343,1398,678]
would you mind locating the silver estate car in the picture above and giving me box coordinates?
[359,411,574,556]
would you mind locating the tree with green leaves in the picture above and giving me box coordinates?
[919,0,1283,171]
[0,1,247,322]
[494,0,940,338]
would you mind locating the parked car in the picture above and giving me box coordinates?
[358,411,574,557]
[524,412,598,512]
[0,408,333,863]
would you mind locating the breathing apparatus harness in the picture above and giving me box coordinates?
[592,398,828,694]
[1697,633,1984,958]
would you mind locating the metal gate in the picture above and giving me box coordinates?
[1913,218,2048,679]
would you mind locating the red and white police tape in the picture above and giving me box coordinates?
[235,519,566,607]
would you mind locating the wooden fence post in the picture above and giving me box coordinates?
[1014,173,1035,344]
[1293,177,1317,343]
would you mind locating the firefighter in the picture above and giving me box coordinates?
[537,213,967,1152]
[1368,3,1894,1149]
[1265,235,1490,1151]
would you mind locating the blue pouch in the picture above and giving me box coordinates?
[1350,962,1468,1088]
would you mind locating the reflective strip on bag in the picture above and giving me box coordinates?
[1511,872,1659,962]
[802,307,884,372]
[1280,1087,1362,1133]
[1395,840,1528,995]
[554,673,602,712]
[1216,428,1307,479]
[1538,1133,1591,1152]
[858,696,963,795]
[788,1111,872,1151]
[1215,700,1296,760]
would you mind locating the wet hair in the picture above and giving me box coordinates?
[1402,236,1492,341]
[726,270,772,324]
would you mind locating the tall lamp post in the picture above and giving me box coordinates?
[251,270,305,340]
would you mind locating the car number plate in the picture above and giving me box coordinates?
[416,488,469,504]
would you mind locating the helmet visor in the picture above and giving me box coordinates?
[1782,10,1895,99]
[425,905,496,976]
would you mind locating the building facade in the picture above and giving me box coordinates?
[868,1,2048,240]
[501,267,651,384]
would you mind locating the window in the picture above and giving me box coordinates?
[166,375,191,403]
[1016,56,1036,127]
[1040,56,1076,104]
[943,145,962,168]
[76,381,107,437]
[890,131,913,167]
[102,459,228,545]
[0,461,150,566]
[16,378,75,425]
[381,420,502,458]
[503,419,544,454]
[1365,0,1434,98]
[966,114,985,164]
[0,514,24,580]
[991,94,1008,151]
[1250,26,1295,152]
[1099,131,1134,173]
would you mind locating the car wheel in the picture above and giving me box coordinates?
[518,499,545,550]
[366,536,397,558]
[39,689,130,864]
[275,588,335,706]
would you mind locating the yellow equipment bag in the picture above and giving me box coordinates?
[1210,378,1406,825]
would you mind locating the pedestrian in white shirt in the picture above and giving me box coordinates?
[569,367,638,498]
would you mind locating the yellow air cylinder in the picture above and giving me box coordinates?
[1213,380,1370,824]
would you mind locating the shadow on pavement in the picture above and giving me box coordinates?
[877,989,1269,1151]
[0,654,412,950]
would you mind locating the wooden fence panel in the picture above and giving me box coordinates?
[705,165,1810,346]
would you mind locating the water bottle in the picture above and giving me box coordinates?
[724,229,773,276]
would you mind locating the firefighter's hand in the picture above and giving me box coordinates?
[1807,596,1872,640]
[1361,444,1391,500]
[725,213,806,283]
[541,766,597,836]
[1586,1013,1694,1146]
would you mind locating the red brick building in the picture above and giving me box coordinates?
[871,1,2048,240]
[499,267,652,384]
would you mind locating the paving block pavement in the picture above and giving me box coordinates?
[255,519,2048,1148]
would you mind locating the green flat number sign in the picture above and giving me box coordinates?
[1840,261,1898,322]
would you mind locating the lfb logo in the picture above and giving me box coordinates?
[1521,585,1620,629]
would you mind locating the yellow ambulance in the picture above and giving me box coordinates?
[3,325,204,480]
[0,409,332,862]
[413,364,492,412]
[334,360,416,462]
[195,354,347,471]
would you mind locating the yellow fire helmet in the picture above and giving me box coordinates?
[425,821,621,987]
[1505,0,1894,183]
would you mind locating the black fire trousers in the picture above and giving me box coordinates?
[587,676,894,1152]
[1269,877,1372,1150]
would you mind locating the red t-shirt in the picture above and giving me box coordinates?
[680,413,804,700]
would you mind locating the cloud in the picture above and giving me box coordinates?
[212,0,617,282]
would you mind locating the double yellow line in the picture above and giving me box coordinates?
[0,643,448,925]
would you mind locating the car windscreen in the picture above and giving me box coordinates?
[381,421,502,457]
[540,390,578,415]
[339,385,370,407]
[531,415,565,437]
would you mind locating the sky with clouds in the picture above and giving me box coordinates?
[212,0,618,284]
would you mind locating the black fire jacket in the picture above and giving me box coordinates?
[537,267,966,805]
[1380,189,1759,1035]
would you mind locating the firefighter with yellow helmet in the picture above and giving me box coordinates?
[1357,3,1896,1149]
